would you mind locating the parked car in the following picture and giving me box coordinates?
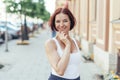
[0,26,12,41]
[0,31,4,44]
[26,22,34,33]
[0,24,20,40]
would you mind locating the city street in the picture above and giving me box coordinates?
[0,30,102,80]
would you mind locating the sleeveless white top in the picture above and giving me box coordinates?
[52,38,83,79]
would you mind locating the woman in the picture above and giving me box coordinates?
[45,8,83,80]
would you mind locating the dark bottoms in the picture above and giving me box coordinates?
[48,74,80,80]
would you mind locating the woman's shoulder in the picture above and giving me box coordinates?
[73,38,80,48]
[45,38,57,55]
[45,38,56,48]
[76,39,80,45]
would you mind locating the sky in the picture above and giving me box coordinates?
[44,0,56,15]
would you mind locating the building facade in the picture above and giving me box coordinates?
[55,0,120,74]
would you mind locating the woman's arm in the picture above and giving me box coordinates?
[45,39,71,76]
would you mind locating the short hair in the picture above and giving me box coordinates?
[49,8,76,31]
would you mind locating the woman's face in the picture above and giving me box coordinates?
[55,13,70,34]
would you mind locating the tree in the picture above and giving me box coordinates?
[3,0,50,21]
[4,0,50,41]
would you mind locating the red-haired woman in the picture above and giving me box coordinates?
[45,8,82,80]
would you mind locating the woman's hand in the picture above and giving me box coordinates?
[58,32,71,46]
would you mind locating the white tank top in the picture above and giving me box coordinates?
[52,38,83,79]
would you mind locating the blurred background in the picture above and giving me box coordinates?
[0,0,54,43]
[0,0,120,80]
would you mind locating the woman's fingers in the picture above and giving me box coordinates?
[59,32,67,40]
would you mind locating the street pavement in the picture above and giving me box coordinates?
[0,30,102,80]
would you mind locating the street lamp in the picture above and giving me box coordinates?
[5,3,9,52]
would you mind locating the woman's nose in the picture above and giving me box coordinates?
[60,22,64,27]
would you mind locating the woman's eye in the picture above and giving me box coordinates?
[55,20,60,23]
[63,19,68,22]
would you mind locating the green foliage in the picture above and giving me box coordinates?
[3,0,50,21]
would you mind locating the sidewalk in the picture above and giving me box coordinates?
[0,30,102,80]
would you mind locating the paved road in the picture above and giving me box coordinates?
[0,30,51,80]
[0,30,102,80]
